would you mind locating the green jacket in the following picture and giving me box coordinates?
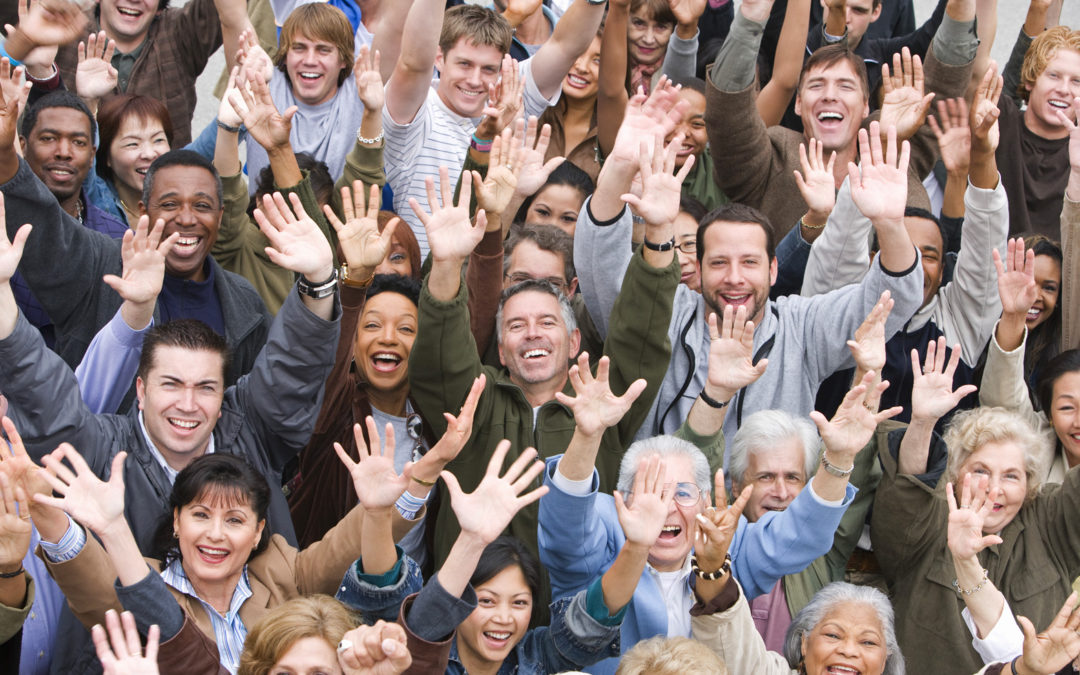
[410,249,679,569]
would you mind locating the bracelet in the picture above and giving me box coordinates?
[0,565,24,579]
[297,269,339,300]
[411,475,437,487]
[339,263,375,289]
[799,215,826,230]
[642,236,675,252]
[216,119,241,133]
[0,43,22,68]
[952,569,989,596]
[1010,656,1020,675]
[819,448,854,478]
[470,133,493,152]
[356,128,383,145]
[699,389,730,410]
[690,554,731,581]
[25,64,58,83]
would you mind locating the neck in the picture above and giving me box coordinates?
[563,95,595,120]
[832,142,859,188]
[106,30,149,56]
[115,181,143,226]
[357,0,380,28]
[59,191,82,219]
[457,648,501,675]
[512,374,567,409]
[515,9,551,45]
[368,387,409,418]
[1024,107,1070,141]
[186,566,240,615]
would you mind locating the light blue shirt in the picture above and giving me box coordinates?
[160,560,252,674]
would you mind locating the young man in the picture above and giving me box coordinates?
[383,0,605,256]
[667,77,727,210]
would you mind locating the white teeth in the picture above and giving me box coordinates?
[1050,100,1069,109]
[52,169,73,175]
[198,546,227,555]
[818,111,843,121]
[177,237,199,246]
[661,525,681,532]
[373,353,401,363]
[523,349,550,358]
[299,72,321,79]
[136,168,147,175]
[484,631,511,640]
[170,419,198,429]
[567,75,588,86]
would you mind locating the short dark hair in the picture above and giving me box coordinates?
[799,44,870,102]
[96,94,174,183]
[515,160,594,227]
[249,153,333,218]
[472,536,542,623]
[629,0,676,26]
[504,224,577,284]
[366,273,421,306]
[668,75,707,96]
[153,454,271,566]
[20,90,96,140]
[679,195,708,222]
[904,206,947,250]
[1037,349,1080,421]
[137,319,231,381]
[142,150,223,208]
[697,203,777,262]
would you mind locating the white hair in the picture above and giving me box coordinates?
[616,435,711,496]
[728,410,820,486]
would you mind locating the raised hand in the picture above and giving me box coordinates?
[738,0,777,24]
[337,620,413,675]
[472,125,523,222]
[409,167,487,263]
[993,238,1036,318]
[607,79,688,170]
[76,31,118,103]
[927,98,971,176]
[5,0,58,78]
[614,455,672,548]
[8,0,88,51]
[909,336,978,422]
[794,138,837,220]
[1057,97,1080,173]
[555,353,648,438]
[878,47,935,143]
[252,192,335,280]
[334,417,410,513]
[510,116,564,202]
[694,469,752,573]
[235,29,273,85]
[503,0,544,25]
[441,442,548,546]
[0,59,30,123]
[416,375,486,473]
[218,66,248,130]
[475,55,525,141]
[354,46,384,113]
[704,305,768,402]
[92,610,160,675]
[621,130,695,227]
[1017,593,1080,675]
[946,473,1003,561]
[810,370,902,460]
[0,194,31,286]
[847,291,893,375]
[325,182,399,275]
[970,62,1003,156]
[0,473,31,575]
[231,73,296,152]
[669,0,708,29]
[0,417,52,503]
[848,122,909,225]
[102,216,178,310]
[35,445,127,537]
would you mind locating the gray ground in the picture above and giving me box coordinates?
[183,0,1079,140]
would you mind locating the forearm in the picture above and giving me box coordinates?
[0,572,27,608]
[941,170,968,220]
[1067,166,1080,203]
[968,150,998,190]
[995,312,1027,353]
[1023,1,1051,36]
[435,532,486,599]
[534,0,606,97]
[214,0,253,73]
[268,144,303,190]
[685,384,736,438]
[596,4,629,157]
[757,0,810,127]
[824,5,846,37]
[97,521,153,588]
[370,0,410,83]
[599,541,649,615]
[953,552,1004,640]
[360,509,397,577]
[0,283,15,340]
[358,107,382,147]
[398,0,445,74]
[898,418,937,475]
[427,257,466,303]
[213,126,241,176]
[810,455,853,502]
[872,220,917,273]
[557,429,604,482]
[709,8,768,91]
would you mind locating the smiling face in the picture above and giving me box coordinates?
[108,115,170,195]
[796,59,869,155]
[668,88,708,169]
[524,184,585,236]
[269,636,342,675]
[100,0,159,45]
[1028,254,1061,329]
[644,453,706,572]
[435,38,505,118]
[735,438,810,523]
[173,491,265,594]
[674,212,700,291]
[563,35,601,101]
[957,440,1029,534]
[497,290,579,391]
[456,565,532,670]
[142,164,222,281]
[699,221,777,326]
[627,7,674,68]
[285,33,348,106]
[354,292,418,395]
[802,602,888,675]
[905,215,945,308]
[1024,48,1080,139]
[22,107,94,205]
[1050,372,1080,465]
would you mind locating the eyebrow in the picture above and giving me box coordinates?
[159,374,221,387]
[37,127,89,139]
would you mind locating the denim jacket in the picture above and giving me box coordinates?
[336,549,622,674]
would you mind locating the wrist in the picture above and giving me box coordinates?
[803,210,829,228]
[302,265,336,286]
[0,561,23,575]
[702,385,736,406]
[364,505,395,519]
[621,540,652,556]
[675,22,697,39]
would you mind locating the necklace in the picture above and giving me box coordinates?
[119,197,140,225]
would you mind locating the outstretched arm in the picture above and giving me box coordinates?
[528,0,606,100]
[756,0,810,127]
[384,0,445,125]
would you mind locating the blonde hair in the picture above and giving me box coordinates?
[238,595,356,675]
[439,5,513,56]
[942,407,1045,501]
[275,3,355,87]
[615,636,727,675]
[1018,26,1080,101]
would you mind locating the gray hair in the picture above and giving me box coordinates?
[495,279,577,344]
[616,435,711,496]
[728,410,820,487]
[942,406,1045,501]
[503,224,577,284]
[783,582,905,675]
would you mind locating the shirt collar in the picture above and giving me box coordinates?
[161,557,252,619]
[137,411,215,484]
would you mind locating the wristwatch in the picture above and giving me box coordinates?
[297,269,339,299]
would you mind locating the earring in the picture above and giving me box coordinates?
[173,530,179,539]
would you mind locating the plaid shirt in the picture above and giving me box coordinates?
[55,0,224,146]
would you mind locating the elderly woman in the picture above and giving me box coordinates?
[870,338,1080,674]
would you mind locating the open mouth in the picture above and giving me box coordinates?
[482,631,512,649]
[371,352,403,373]
[721,293,751,307]
[458,86,485,100]
[1027,307,1042,322]
[817,111,845,128]
[298,72,323,81]
[1049,99,1070,110]
[169,418,200,432]
[825,666,860,674]
[659,525,682,540]
[196,546,229,564]
[522,348,550,360]
[117,7,144,18]
[566,74,590,89]
[172,236,203,256]
[46,166,76,181]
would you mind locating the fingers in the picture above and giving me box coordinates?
[713,468,728,510]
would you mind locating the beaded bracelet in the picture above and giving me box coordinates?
[952,569,989,595]
[470,133,493,152]
[690,553,731,581]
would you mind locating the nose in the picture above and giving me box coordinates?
[571,54,589,74]
[176,386,198,411]
[775,480,793,502]
[54,137,73,160]
[378,323,397,344]
[208,516,225,540]
[725,262,746,286]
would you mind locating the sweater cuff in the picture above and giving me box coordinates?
[353,547,405,588]
[690,579,740,616]
[879,247,920,278]
[585,197,626,227]
[115,565,186,640]
[585,576,628,626]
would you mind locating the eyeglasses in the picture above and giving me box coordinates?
[673,240,697,254]
[504,272,568,293]
[406,413,425,463]
[628,482,701,508]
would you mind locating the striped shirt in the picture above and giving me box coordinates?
[383,59,558,258]
[161,560,252,675]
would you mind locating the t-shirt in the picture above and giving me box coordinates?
[383,60,559,257]
[996,95,1070,239]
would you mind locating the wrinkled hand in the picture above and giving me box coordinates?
[607,79,687,169]
[338,621,412,675]
[847,291,892,374]
[472,125,523,220]
[794,138,837,218]
[511,116,563,200]
[810,370,902,460]
[704,305,768,402]
[442,442,548,546]
[849,122,909,225]
[418,374,485,471]
[76,31,118,101]
[354,46,384,112]
[1017,593,1080,675]
[993,238,1036,318]
[409,167,487,263]
[0,474,31,571]
[909,336,978,422]
[252,192,335,280]
[0,195,31,286]
[325,181,398,274]
[36,444,127,537]
[231,73,295,152]
[970,62,1003,155]
[555,353,647,438]
[621,130,695,227]
[614,455,672,548]
[946,473,1003,561]
[335,417,410,512]
[927,98,971,175]
[694,469,752,572]
[102,216,178,307]
[92,610,160,675]
[878,47,934,143]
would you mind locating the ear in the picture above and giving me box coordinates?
[568,276,579,297]
[138,201,148,216]
[18,137,26,155]
[870,4,883,22]
[136,376,147,411]
[498,337,508,368]
[434,47,445,74]
[172,507,180,538]
[769,256,779,286]
[253,519,266,550]
[569,327,581,359]
[794,93,803,117]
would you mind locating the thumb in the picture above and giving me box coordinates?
[102,274,125,295]
[439,470,461,499]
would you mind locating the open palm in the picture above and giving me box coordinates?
[336,418,409,512]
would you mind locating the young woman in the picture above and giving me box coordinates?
[93,94,173,228]
[512,161,594,236]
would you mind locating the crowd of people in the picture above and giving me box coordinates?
[0,0,1078,673]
